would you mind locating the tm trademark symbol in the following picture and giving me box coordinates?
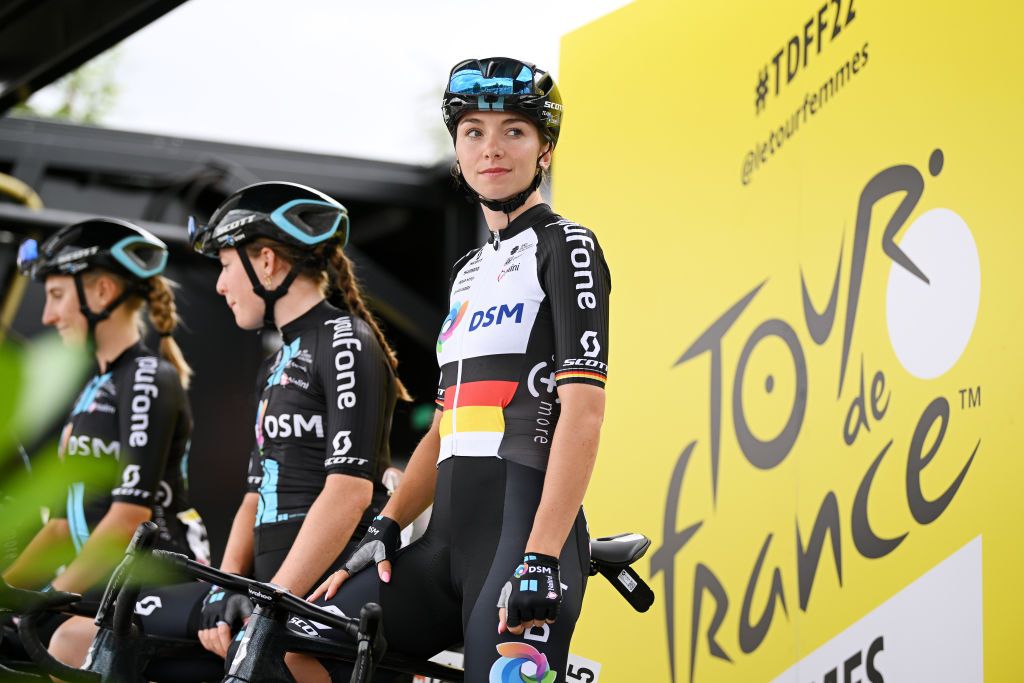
[959,386,982,409]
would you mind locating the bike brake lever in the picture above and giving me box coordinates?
[350,603,385,683]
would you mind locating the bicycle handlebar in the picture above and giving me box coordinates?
[152,550,363,640]
[0,581,77,615]
[14,591,101,683]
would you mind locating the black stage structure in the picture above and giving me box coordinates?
[0,0,190,114]
[0,115,480,559]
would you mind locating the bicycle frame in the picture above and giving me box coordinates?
[14,523,655,683]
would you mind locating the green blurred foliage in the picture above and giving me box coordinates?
[125,552,180,587]
[1,334,90,457]
[0,335,87,580]
[0,335,173,591]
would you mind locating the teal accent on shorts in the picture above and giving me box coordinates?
[255,458,278,526]
[67,482,90,553]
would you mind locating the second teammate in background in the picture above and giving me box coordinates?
[190,181,410,661]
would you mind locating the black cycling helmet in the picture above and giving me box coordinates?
[442,57,563,146]
[443,57,563,216]
[17,218,168,332]
[188,181,350,330]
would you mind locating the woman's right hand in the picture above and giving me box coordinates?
[308,568,352,602]
[306,515,401,601]
[197,585,253,658]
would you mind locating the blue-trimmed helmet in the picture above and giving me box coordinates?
[17,218,168,284]
[442,57,563,146]
[188,181,349,258]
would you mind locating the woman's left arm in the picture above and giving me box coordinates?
[273,312,393,597]
[498,220,611,635]
[525,384,605,556]
[270,474,371,596]
[527,221,612,554]
[51,502,153,593]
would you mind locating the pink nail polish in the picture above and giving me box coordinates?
[381,571,391,583]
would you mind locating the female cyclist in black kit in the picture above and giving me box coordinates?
[288,57,612,683]
[7,219,209,663]
[40,183,410,679]
[189,182,409,662]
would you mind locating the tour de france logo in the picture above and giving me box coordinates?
[883,164,980,378]
[489,642,556,683]
[650,148,983,683]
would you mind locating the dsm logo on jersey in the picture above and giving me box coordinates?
[469,303,524,331]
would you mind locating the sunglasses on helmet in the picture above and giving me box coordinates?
[448,59,536,97]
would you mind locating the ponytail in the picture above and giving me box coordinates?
[146,276,193,389]
[326,245,412,402]
[244,238,411,402]
[82,268,193,390]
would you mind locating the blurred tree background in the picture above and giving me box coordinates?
[12,49,121,124]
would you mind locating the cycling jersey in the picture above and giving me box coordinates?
[297,205,610,682]
[56,341,208,562]
[246,300,395,552]
[125,301,393,680]
[435,203,611,471]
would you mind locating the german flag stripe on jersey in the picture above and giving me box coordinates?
[554,369,607,386]
[440,406,506,437]
[439,380,519,438]
[442,380,518,411]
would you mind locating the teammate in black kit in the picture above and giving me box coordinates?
[185,181,409,666]
[22,185,408,681]
[6,218,209,661]
[288,57,611,683]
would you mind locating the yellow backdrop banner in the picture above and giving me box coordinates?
[555,1,1023,681]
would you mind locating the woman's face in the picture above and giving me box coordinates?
[216,248,267,330]
[454,111,551,201]
[41,275,89,345]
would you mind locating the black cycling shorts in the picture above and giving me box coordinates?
[290,457,590,682]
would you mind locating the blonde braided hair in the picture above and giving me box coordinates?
[146,276,193,389]
[81,270,193,389]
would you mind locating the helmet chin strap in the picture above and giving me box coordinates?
[459,153,546,217]
[73,274,139,342]
[474,168,543,215]
[236,246,304,331]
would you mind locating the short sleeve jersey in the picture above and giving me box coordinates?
[246,301,395,536]
[57,342,207,561]
[435,203,611,471]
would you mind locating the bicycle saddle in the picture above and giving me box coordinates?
[589,533,650,568]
